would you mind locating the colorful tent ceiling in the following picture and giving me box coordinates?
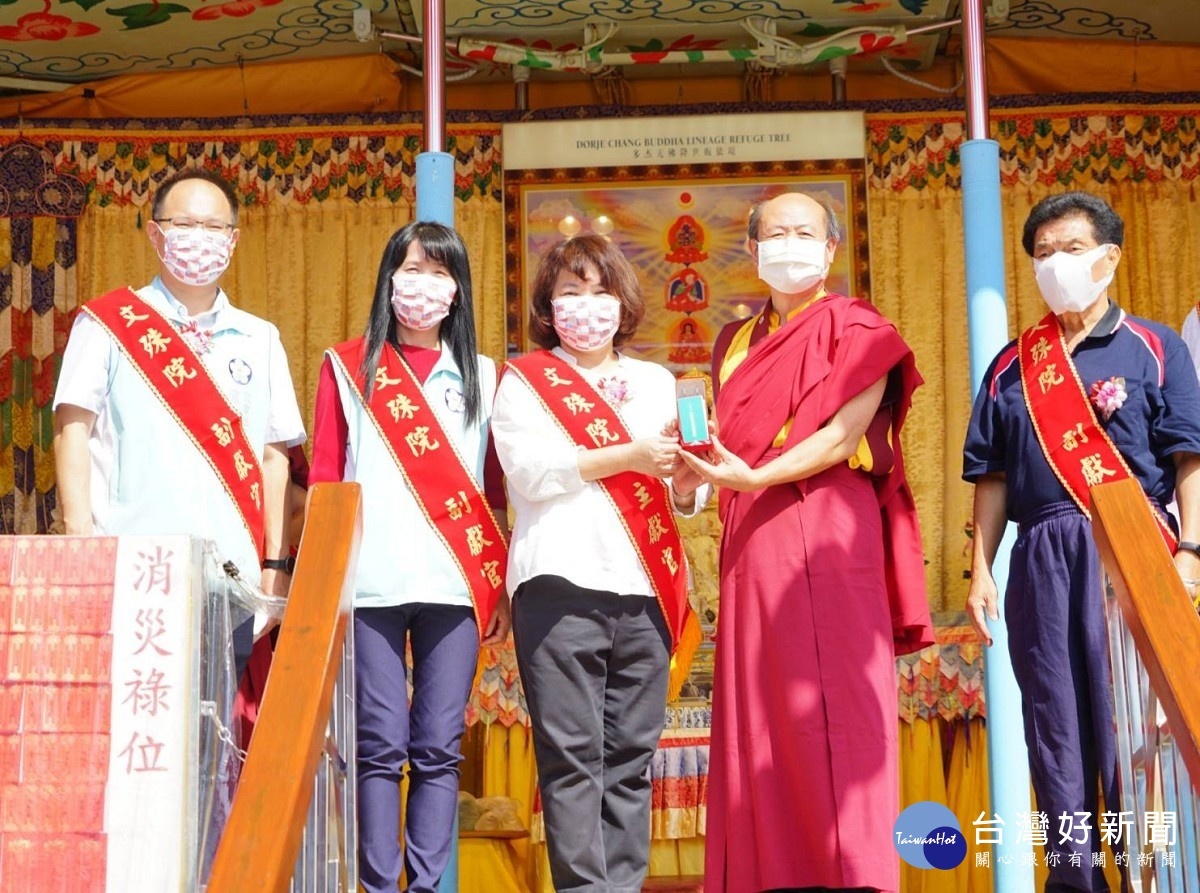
[3,0,1196,88]
[0,0,955,83]
[0,0,389,83]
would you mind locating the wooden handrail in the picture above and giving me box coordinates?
[1090,478,1200,789]
[207,482,363,892]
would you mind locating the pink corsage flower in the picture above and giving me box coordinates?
[179,319,215,356]
[1089,376,1127,420]
[596,375,631,407]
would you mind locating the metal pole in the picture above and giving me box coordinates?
[963,1,989,140]
[415,0,454,226]
[830,56,847,106]
[513,64,530,112]
[961,0,1034,888]
[422,0,457,870]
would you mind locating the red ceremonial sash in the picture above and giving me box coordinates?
[504,350,693,651]
[84,287,266,559]
[1018,312,1176,549]
[329,341,506,635]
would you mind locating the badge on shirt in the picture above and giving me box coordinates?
[229,357,253,385]
[444,386,465,413]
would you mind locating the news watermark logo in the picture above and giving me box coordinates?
[894,801,967,870]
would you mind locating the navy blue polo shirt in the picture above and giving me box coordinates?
[963,301,1200,524]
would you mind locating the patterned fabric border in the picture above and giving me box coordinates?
[0,126,502,208]
[0,140,83,535]
[869,106,1200,193]
[465,642,527,728]
[8,102,1200,206]
[897,624,986,724]
[9,90,1200,129]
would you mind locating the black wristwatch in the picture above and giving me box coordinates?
[262,556,296,575]
[1176,541,1200,560]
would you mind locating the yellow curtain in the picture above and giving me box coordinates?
[869,192,974,612]
[944,719,991,893]
[76,197,506,430]
[899,718,958,893]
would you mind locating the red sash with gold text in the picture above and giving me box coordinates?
[84,287,266,558]
[1019,312,1176,549]
[330,340,506,635]
[504,350,693,651]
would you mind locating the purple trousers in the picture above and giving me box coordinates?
[355,603,478,893]
[1008,502,1124,893]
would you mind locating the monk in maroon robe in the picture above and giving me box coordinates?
[682,192,934,893]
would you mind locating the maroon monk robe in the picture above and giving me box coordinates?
[704,295,934,893]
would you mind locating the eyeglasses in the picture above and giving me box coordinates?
[153,217,235,234]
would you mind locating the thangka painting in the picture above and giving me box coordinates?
[504,159,869,373]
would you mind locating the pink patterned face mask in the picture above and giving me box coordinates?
[157,226,234,287]
[552,295,622,351]
[390,272,457,330]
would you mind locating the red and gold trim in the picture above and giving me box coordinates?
[330,341,506,636]
[84,287,265,558]
[504,350,696,654]
[1019,312,1175,550]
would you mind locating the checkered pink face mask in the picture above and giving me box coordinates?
[390,272,457,331]
[552,295,621,351]
[159,227,233,287]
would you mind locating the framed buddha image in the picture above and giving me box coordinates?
[502,156,870,373]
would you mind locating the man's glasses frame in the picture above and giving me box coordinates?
[153,217,236,234]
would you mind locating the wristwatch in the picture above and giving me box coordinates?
[1175,541,1200,560]
[262,556,296,575]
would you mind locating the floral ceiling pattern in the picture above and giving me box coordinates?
[5,0,1174,88]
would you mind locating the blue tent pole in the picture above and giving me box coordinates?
[961,0,1034,887]
[415,1,459,890]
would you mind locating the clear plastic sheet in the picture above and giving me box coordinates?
[196,543,288,887]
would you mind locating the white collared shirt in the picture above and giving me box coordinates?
[492,347,709,598]
[53,278,305,583]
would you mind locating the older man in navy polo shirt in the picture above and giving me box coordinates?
[963,191,1200,891]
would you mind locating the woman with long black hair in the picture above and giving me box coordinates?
[309,221,510,893]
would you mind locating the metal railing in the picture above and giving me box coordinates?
[289,625,357,892]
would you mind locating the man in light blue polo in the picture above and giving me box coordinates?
[53,169,305,669]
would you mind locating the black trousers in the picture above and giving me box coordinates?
[512,574,670,893]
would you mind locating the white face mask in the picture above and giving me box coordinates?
[756,236,830,294]
[390,272,457,330]
[157,226,233,287]
[552,295,622,351]
[1033,244,1115,314]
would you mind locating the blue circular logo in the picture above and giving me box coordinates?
[893,801,966,870]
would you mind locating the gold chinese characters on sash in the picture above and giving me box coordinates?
[329,340,507,635]
[83,287,266,558]
[1018,312,1176,549]
[504,350,697,653]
